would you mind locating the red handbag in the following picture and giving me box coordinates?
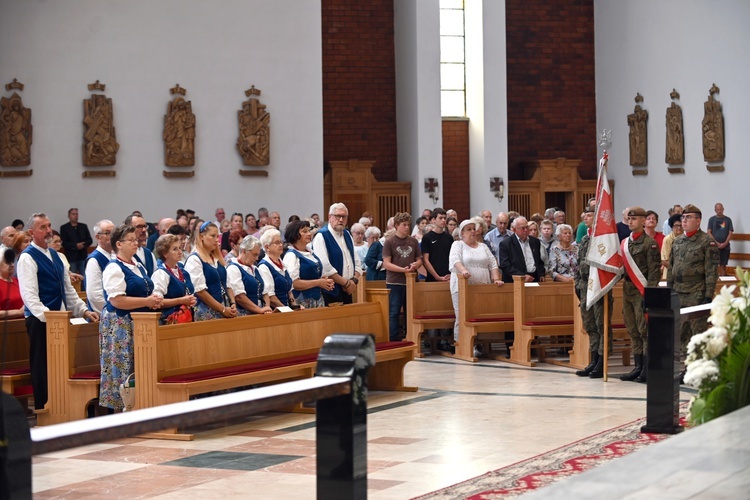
[165,304,193,324]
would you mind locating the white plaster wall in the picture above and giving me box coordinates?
[466,0,508,217]
[0,0,323,228]
[596,0,748,235]
[394,0,444,217]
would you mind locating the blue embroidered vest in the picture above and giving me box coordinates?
[22,245,67,318]
[155,262,194,321]
[83,248,111,296]
[229,262,264,312]
[259,260,292,306]
[104,260,154,316]
[190,253,228,307]
[288,248,323,301]
[133,247,155,276]
[317,225,355,297]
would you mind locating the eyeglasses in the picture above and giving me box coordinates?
[120,237,138,243]
[98,231,112,237]
[331,214,348,220]
[134,224,148,230]
[681,215,699,220]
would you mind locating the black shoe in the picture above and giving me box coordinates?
[576,351,599,377]
[589,356,604,378]
[636,354,648,383]
[620,354,643,381]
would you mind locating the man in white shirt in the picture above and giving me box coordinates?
[125,214,157,276]
[17,213,99,409]
[0,225,18,253]
[312,202,362,305]
[84,219,115,314]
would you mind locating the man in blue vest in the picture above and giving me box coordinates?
[312,202,362,305]
[17,213,99,410]
[125,213,157,276]
[84,219,115,314]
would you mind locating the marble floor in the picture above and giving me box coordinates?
[31,355,696,499]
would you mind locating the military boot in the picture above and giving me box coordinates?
[576,351,599,377]
[589,355,604,378]
[620,354,642,381]
[636,354,648,383]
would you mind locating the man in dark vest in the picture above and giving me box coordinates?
[125,213,157,276]
[17,213,99,409]
[312,202,362,305]
[84,219,115,314]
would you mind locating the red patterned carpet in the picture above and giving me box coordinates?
[413,412,686,499]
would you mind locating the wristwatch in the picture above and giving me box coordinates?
[351,277,359,285]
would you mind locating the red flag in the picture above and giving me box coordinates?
[586,152,623,309]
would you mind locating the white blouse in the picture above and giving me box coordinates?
[257,257,284,297]
[226,262,257,297]
[282,248,319,283]
[184,253,216,293]
[448,241,498,294]
[102,258,146,299]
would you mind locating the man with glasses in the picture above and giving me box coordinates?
[84,219,115,314]
[498,216,545,283]
[667,204,719,374]
[17,213,99,409]
[312,202,362,305]
[215,208,226,225]
[124,213,157,276]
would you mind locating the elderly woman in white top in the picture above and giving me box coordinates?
[226,235,273,315]
[546,223,578,282]
[257,228,295,308]
[449,220,504,343]
[350,222,369,275]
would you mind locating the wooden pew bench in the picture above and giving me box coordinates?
[509,277,575,367]
[39,311,101,426]
[404,273,455,358]
[0,318,32,406]
[455,275,515,362]
[131,301,414,437]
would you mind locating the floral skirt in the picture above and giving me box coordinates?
[296,294,325,309]
[99,309,134,410]
[194,301,223,321]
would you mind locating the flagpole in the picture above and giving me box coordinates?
[603,291,610,382]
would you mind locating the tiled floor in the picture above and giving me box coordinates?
[31,354,695,499]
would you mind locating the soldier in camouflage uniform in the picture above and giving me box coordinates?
[619,207,662,383]
[667,204,719,379]
[574,206,613,378]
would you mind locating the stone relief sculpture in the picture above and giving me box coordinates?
[83,81,119,166]
[665,89,684,166]
[702,83,725,163]
[0,79,32,167]
[627,93,648,168]
[164,84,196,167]
[237,85,270,167]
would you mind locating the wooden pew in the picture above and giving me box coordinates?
[455,275,515,362]
[38,311,101,426]
[131,301,414,437]
[509,277,575,367]
[0,318,32,405]
[405,273,454,358]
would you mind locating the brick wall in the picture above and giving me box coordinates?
[321,0,398,182]
[505,0,598,180]
[442,119,471,220]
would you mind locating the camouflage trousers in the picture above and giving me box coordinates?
[677,290,709,355]
[623,282,647,355]
[579,292,614,355]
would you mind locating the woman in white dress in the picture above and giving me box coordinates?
[449,219,504,344]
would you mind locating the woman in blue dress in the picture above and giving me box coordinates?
[184,221,237,321]
[152,234,197,324]
[282,220,335,309]
[226,235,273,315]
[100,225,161,411]
[257,228,295,308]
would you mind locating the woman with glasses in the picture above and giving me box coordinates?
[185,221,237,320]
[446,217,459,241]
[258,228,295,308]
[99,224,161,411]
[449,220,504,351]
[227,235,273,315]
[282,220,335,309]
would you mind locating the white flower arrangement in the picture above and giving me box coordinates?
[687,268,750,425]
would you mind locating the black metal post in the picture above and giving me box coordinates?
[641,287,683,434]
[315,334,375,500]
